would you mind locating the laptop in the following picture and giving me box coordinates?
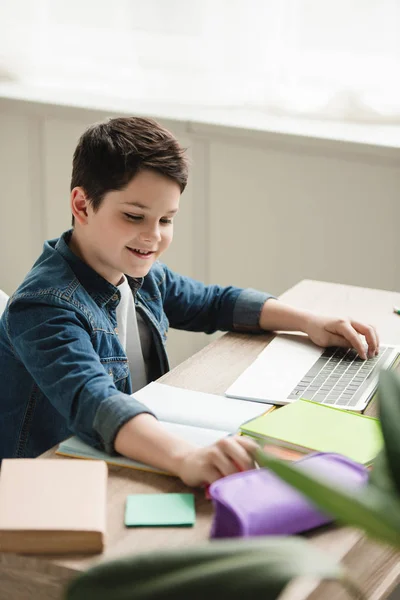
[225,333,400,412]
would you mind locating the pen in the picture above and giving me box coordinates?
[394,306,400,316]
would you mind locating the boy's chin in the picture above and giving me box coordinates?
[127,265,153,278]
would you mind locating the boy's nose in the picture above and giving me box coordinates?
[140,224,161,243]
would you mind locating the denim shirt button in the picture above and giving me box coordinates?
[111,294,118,301]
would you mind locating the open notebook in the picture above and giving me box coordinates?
[57,382,272,475]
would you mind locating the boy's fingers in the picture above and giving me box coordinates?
[350,320,379,356]
[221,435,257,471]
[331,322,367,358]
[235,435,259,454]
[204,466,224,485]
[212,451,241,478]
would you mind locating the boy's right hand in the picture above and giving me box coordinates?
[175,435,259,487]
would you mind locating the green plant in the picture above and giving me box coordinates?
[256,370,400,549]
[65,536,358,600]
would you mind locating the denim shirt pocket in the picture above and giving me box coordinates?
[102,360,130,393]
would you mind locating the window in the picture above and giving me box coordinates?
[0,0,399,122]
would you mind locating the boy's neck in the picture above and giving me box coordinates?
[68,229,123,287]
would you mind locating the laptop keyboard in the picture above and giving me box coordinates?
[288,346,391,408]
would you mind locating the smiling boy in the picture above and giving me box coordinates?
[0,117,379,486]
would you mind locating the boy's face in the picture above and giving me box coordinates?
[72,169,180,285]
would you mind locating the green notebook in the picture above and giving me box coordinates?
[240,398,383,466]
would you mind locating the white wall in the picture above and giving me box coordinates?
[207,136,400,293]
[1,96,399,367]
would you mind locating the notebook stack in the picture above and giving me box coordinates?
[240,398,383,466]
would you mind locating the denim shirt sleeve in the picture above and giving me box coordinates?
[161,265,276,333]
[6,296,155,454]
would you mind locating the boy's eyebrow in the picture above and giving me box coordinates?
[122,201,179,215]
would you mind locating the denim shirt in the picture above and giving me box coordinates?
[0,231,273,460]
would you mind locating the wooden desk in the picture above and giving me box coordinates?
[2,279,400,600]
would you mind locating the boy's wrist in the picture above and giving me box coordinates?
[292,308,315,334]
[167,444,194,479]
[114,413,195,478]
[259,298,313,333]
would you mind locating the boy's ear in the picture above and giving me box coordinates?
[71,187,90,225]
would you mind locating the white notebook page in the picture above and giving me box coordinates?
[133,382,270,433]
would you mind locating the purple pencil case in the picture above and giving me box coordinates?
[208,452,368,539]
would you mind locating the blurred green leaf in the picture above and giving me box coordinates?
[369,450,397,495]
[377,370,400,495]
[256,449,400,549]
[65,537,359,600]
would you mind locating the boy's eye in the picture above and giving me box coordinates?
[124,213,143,221]
[124,213,173,224]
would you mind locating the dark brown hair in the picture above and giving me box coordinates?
[70,117,188,224]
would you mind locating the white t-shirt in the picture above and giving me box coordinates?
[116,277,151,393]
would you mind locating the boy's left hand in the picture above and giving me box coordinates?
[303,315,379,360]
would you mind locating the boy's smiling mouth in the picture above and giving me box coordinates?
[126,247,155,259]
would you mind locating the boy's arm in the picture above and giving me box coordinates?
[7,298,154,454]
[160,265,378,357]
[114,413,258,487]
[161,265,274,334]
[259,298,379,359]
[7,297,258,485]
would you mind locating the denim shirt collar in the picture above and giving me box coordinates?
[55,230,143,307]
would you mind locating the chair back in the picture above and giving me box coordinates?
[0,289,9,316]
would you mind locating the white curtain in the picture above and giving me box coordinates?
[0,0,399,122]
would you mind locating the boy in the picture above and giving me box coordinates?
[0,117,379,486]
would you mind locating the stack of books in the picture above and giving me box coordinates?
[240,398,383,466]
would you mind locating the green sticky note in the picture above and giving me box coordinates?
[125,493,196,527]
